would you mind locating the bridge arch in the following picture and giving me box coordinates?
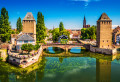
[42,45,66,50]
[42,44,84,51]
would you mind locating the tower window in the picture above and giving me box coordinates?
[102,21,104,24]
[108,45,109,47]
[103,40,104,42]
[107,40,108,42]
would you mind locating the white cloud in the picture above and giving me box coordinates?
[71,0,100,7]
[112,25,120,29]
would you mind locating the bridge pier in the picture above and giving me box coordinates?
[65,47,68,52]
[65,47,68,54]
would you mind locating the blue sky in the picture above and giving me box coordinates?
[0,0,120,29]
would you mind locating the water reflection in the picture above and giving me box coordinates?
[70,47,81,53]
[44,47,64,54]
[96,59,111,82]
[1,48,120,82]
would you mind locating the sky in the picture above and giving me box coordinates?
[0,0,120,29]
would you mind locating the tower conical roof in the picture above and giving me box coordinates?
[23,12,35,21]
[98,13,111,21]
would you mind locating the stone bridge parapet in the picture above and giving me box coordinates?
[42,43,84,51]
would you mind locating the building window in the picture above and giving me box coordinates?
[108,45,109,47]
[19,41,22,43]
[103,40,104,42]
[24,41,28,43]
[30,41,33,43]
[107,40,108,42]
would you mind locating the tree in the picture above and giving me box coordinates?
[59,30,70,39]
[52,28,70,42]
[52,28,60,42]
[59,22,64,32]
[80,26,96,40]
[36,12,46,42]
[0,8,12,42]
[16,17,22,33]
[34,43,40,50]
[21,44,34,53]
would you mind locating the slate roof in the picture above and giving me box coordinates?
[23,12,35,21]
[17,34,35,41]
[59,35,68,39]
[98,13,111,21]
[113,26,120,33]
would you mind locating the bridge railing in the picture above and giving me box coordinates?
[42,43,84,46]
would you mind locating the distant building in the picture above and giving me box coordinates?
[58,35,68,44]
[112,26,120,45]
[83,16,90,28]
[67,29,81,40]
[96,13,112,49]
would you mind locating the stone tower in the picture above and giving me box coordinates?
[22,12,36,42]
[97,13,112,49]
[83,16,86,28]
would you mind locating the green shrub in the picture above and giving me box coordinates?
[21,44,34,53]
[60,39,68,44]
[0,57,3,61]
[34,43,40,50]
[40,40,46,44]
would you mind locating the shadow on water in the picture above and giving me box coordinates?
[43,47,64,54]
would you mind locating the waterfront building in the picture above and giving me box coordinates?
[96,13,112,49]
[16,34,35,50]
[83,16,90,28]
[22,12,36,43]
[11,12,36,51]
[112,26,120,45]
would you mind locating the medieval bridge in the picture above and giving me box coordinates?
[42,43,85,51]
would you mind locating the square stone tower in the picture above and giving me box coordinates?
[97,13,112,49]
[22,12,36,42]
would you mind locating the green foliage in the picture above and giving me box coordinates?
[81,26,96,40]
[59,30,70,39]
[21,44,34,53]
[48,29,52,33]
[59,22,64,32]
[0,8,12,42]
[11,30,15,34]
[16,17,22,33]
[36,12,47,42]
[34,43,40,50]
[51,22,70,42]
[0,57,3,61]
[60,39,68,44]
[52,28,60,42]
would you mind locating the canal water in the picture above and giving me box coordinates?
[0,47,120,82]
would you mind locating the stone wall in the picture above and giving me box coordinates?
[90,45,117,55]
[8,45,43,68]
